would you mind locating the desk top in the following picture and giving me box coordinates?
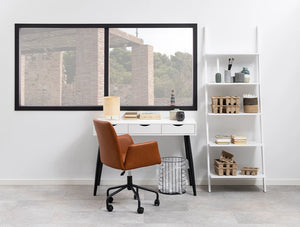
[95,118,196,124]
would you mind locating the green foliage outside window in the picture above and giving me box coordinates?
[110,48,132,84]
[110,47,193,98]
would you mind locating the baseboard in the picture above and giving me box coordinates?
[199,178,300,186]
[0,179,94,185]
[0,178,299,185]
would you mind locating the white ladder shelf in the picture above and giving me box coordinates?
[204,27,266,192]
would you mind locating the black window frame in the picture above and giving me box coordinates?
[15,23,197,111]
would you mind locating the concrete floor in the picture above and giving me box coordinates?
[0,185,299,226]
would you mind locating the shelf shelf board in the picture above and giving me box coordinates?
[207,83,259,86]
[205,53,259,57]
[209,142,262,147]
[208,113,261,116]
[210,172,264,179]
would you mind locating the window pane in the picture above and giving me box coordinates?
[109,28,193,106]
[19,28,104,106]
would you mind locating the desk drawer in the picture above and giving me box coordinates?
[129,124,161,134]
[162,124,195,134]
[112,124,128,134]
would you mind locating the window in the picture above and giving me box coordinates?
[15,24,197,110]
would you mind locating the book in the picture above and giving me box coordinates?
[124,112,138,119]
[232,140,247,145]
[215,135,231,144]
[139,112,161,120]
[231,135,247,140]
[231,134,247,144]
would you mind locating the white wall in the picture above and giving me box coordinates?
[0,0,299,185]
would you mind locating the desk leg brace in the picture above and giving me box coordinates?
[93,147,103,196]
[184,136,197,196]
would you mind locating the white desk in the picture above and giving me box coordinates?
[93,118,197,196]
[93,118,197,136]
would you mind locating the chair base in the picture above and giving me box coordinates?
[106,175,160,214]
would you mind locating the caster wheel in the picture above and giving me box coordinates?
[106,204,113,212]
[137,206,144,214]
[134,195,137,200]
[107,197,113,203]
[154,199,160,206]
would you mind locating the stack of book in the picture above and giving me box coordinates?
[215,135,231,145]
[231,135,247,144]
[123,112,138,119]
[139,112,161,120]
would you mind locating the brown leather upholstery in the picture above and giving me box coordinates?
[93,119,161,170]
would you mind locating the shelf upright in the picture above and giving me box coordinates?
[256,27,267,192]
[204,27,266,192]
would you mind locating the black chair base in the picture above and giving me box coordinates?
[106,175,160,214]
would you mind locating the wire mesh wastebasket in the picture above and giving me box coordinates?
[159,157,188,194]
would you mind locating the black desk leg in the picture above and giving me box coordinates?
[184,135,197,196]
[93,147,103,196]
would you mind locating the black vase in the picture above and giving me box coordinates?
[176,111,185,121]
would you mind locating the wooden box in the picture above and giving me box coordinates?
[211,96,240,114]
[214,159,237,169]
[225,105,240,114]
[220,150,234,163]
[214,158,237,176]
[211,96,239,106]
[211,105,240,114]
[214,165,238,176]
[241,167,259,175]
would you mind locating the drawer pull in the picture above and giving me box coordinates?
[173,124,183,127]
[140,124,150,127]
[112,124,117,126]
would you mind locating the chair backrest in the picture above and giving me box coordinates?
[93,119,124,170]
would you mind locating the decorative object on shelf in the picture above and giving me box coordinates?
[169,108,180,120]
[103,96,120,120]
[243,94,258,113]
[176,111,185,121]
[220,150,234,163]
[170,89,175,106]
[231,135,247,144]
[215,73,222,83]
[215,135,231,144]
[241,167,259,175]
[214,150,237,176]
[235,72,245,83]
[224,69,232,83]
[241,67,250,83]
[139,112,161,120]
[228,58,234,70]
[211,96,240,114]
[214,160,237,176]
[124,112,138,119]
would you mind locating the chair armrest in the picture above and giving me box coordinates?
[124,141,161,170]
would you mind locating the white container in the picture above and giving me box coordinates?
[224,70,232,83]
[169,109,180,120]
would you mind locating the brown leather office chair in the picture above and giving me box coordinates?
[93,119,161,214]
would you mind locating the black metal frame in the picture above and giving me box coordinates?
[105,175,160,213]
[15,23,198,111]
